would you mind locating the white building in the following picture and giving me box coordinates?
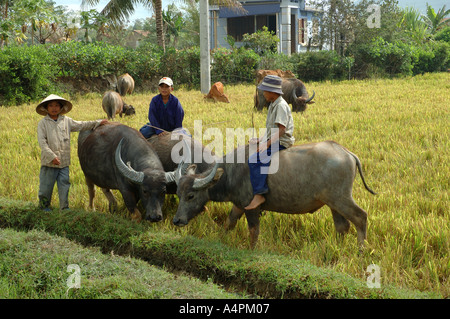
[209,0,321,55]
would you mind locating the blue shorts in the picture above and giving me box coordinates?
[248,144,286,195]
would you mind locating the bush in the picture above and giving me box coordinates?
[434,26,450,43]
[257,52,296,74]
[48,41,128,79]
[350,37,413,78]
[242,26,279,56]
[211,47,260,83]
[0,45,58,106]
[127,42,162,86]
[159,47,200,87]
[411,41,449,75]
[290,50,353,82]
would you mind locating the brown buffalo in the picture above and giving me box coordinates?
[117,73,135,96]
[102,91,135,120]
[204,82,230,103]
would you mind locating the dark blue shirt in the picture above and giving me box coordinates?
[148,94,184,135]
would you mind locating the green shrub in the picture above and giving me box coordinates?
[242,26,279,56]
[411,41,449,74]
[290,50,352,82]
[257,52,296,74]
[0,45,58,106]
[434,26,450,43]
[48,41,128,79]
[159,47,200,87]
[127,42,162,86]
[350,37,414,78]
[211,47,260,83]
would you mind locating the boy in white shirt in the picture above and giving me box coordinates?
[245,75,295,210]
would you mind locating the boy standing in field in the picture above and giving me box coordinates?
[245,75,295,210]
[139,77,185,138]
[36,94,108,211]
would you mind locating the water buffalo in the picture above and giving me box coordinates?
[255,78,315,112]
[102,91,135,120]
[117,73,135,96]
[173,141,375,248]
[78,122,172,222]
[146,131,217,194]
[204,82,230,103]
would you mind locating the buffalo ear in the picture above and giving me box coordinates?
[187,164,197,176]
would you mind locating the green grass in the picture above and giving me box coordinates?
[0,227,240,299]
[0,73,448,297]
[0,198,439,299]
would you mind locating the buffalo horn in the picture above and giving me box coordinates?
[305,90,315,103]
[192,163,219,190]
[115,138,144,184]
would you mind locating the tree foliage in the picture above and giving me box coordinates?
[242,26,279,56]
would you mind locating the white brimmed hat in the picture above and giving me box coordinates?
[258,75,283,95]
[158,77,173,87]
[36,94,73,116]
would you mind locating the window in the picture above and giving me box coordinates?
[228,15,277,42]
[227,16,254,42]
[298,18,305,44]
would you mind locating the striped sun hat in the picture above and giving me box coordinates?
[257,75,283,95]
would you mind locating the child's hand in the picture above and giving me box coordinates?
[257,143,268,153]
[52,157,61,165]
[100,119,108,125]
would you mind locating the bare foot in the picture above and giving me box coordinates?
[245,194,266,210]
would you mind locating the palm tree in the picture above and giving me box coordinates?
[423,3,450,34]
[399,6,429,43]
[82,0,165,50]
[82,0,244,51]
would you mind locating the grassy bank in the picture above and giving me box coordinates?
[0,73,448,297]
[0,198,439,298]
[0,227,240,299]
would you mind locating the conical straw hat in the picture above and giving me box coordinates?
[36,94,73,116]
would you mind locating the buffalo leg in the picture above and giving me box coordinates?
[225,205,245,231]
[85,177,95,210]
[244,210,261,249]
[331,209,350,237]
[329,199,367,247]
[131,208,142,223]
[120,190,142,222]
[101,188,118,213]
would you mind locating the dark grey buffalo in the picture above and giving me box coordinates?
[173,141,375,248]
[255,78,315,112]
[146,131,217,194]
[78,122,171,222]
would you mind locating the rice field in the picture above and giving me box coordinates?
[0,72,448,297]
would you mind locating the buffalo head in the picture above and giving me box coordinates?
[172,163,224,226]
[122,103,136,116]
[115,138,169,222]
[292,90,315,112]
